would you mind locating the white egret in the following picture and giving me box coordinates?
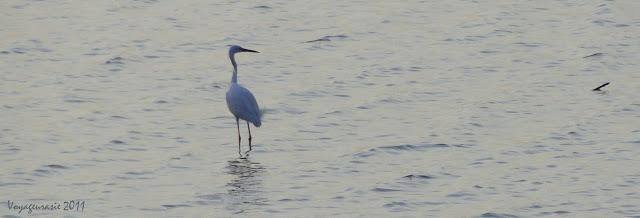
[225,45,261,155]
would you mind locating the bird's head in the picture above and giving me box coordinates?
[229,45,259,56]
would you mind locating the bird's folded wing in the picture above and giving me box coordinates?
[227,85,261,124]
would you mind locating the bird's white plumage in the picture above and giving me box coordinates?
[226,83,261,127]
[226,45,262,127]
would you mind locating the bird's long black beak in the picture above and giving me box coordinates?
[240,48,259,53]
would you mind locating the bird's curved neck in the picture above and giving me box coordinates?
[230,52,238,83]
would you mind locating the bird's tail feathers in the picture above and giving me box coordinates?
[259,103,267,119]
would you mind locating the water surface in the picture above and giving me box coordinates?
[2,0,640,217]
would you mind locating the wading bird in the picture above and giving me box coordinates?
[225,45,261,156]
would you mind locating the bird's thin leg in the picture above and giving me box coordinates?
[236,117,242,157]
[247,121,252,151]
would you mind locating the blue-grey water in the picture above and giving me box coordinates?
[2,0,640,217]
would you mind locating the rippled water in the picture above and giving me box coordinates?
[2,0,640,217]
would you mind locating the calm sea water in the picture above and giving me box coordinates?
[2,0,639,217]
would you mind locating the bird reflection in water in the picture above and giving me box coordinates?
[225,158,268,214]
